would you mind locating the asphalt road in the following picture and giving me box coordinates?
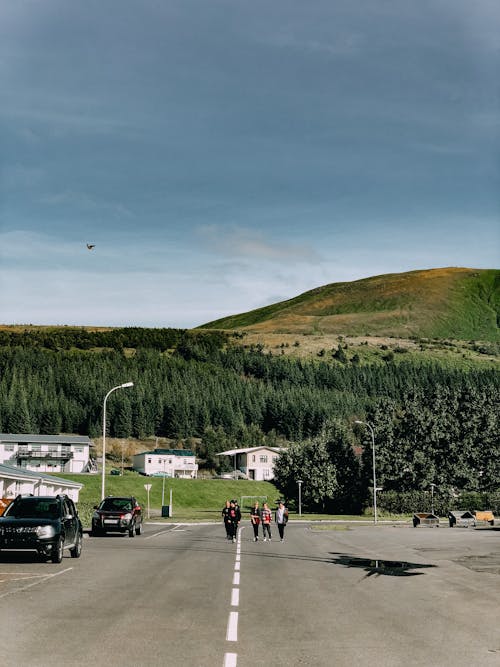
[0,521,499,667]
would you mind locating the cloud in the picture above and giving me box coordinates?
[196,225,323,263]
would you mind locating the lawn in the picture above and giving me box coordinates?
[53,470,280,526]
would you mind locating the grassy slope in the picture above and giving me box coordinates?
[200,268,500,341]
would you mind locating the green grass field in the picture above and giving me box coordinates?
[53,470,281,526]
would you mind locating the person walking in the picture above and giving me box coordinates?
[275,500,289,542]
[222,500,231,540]
[261,502,272,542]
[250,501,261,542]
[228,499,241,543]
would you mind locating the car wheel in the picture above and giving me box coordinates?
[70,532,82,558]
[135,523,142,536]
[128,525,135,537]
[51,537,64,563]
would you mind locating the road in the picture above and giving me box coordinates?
[0,521,499,666]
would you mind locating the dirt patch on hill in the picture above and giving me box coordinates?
[237,332,419,357]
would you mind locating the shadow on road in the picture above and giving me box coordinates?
[329,553,436,577]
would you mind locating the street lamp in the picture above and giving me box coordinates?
[101,382,134,500]
[355,420,378,524]
[430,483,437,515]
[297,480,303,516]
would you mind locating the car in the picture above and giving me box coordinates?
[91,496,142,537]
[110,469,121,475]
[0,494,83,563]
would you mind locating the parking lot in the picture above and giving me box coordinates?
[0,521,498,666]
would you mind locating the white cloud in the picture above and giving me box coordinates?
[196,224,323,263]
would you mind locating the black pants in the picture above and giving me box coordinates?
[224,521,231,539]
[252,521,259,539]
[262,523,272,539]
[277,523,285,539]
[229,522,238,539]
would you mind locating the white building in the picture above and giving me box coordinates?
[216,446,286,481]
[133,448,198,479]
[0,463,83,508]
[0,434,96,474]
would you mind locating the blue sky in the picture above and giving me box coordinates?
[1,1,499,328]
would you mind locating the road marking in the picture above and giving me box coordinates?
[234,561,240,571]
[231,588,239,607]
[235,554,240,562]
[226,611,238,641]
[223,652,237,667]
[0,567,73,599]
[144,529,172,540]
[233,572,240,586]
[0,574,44,582]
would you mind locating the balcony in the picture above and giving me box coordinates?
[17,448,73,460]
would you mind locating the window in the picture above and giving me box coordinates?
[75,446,84,453]
[252,455,255,462]
[5,444,15,452]
[260,455,268,463]
[147,458,152,464]
[272,456,277,463]
[263,469,270,479]
[32,444,41,452]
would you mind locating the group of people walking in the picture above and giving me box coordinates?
[222,499,289,543]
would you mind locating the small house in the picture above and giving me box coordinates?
[133,449,198,479]
[0,433,96,474]
[216,446,286,481]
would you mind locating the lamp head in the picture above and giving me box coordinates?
[121,382,134,388]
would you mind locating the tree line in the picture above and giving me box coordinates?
[0,337,498,510]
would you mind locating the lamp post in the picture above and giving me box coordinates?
[101,382,134,500]
[162,457,166,507]
[430,483,436,515]
[297,480,303,516]
[355,420,378,524]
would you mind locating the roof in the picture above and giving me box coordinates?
[0,463,83,489]
[0,433,93,446]
[135,449,195,457]
[216,446,287,456]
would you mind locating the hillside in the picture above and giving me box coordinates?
[201,268,500,341]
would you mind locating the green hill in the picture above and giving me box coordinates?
[201,268,500,341]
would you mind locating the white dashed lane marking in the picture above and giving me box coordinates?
[223,526,243,665]
[224,653,237,667]
[226,611,238,641]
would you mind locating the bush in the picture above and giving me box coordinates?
[377,489,500,516]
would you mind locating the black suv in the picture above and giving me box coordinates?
[91,496,143,537]
[0,494,83,563]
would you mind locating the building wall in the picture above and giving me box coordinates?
[238,447,280,481]
[133,453,198,479]
[0,476,81,502]
[0,442,90,474]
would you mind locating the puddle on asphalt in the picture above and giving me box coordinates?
[330,554,436,577]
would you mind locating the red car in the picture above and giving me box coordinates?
[91,496,143,537]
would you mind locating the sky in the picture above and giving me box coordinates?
[1,0,499,328]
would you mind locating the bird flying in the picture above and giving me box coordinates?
[86,243,95,250]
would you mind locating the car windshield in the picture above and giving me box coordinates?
[100,499,133,512]
[6,498,60,519]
